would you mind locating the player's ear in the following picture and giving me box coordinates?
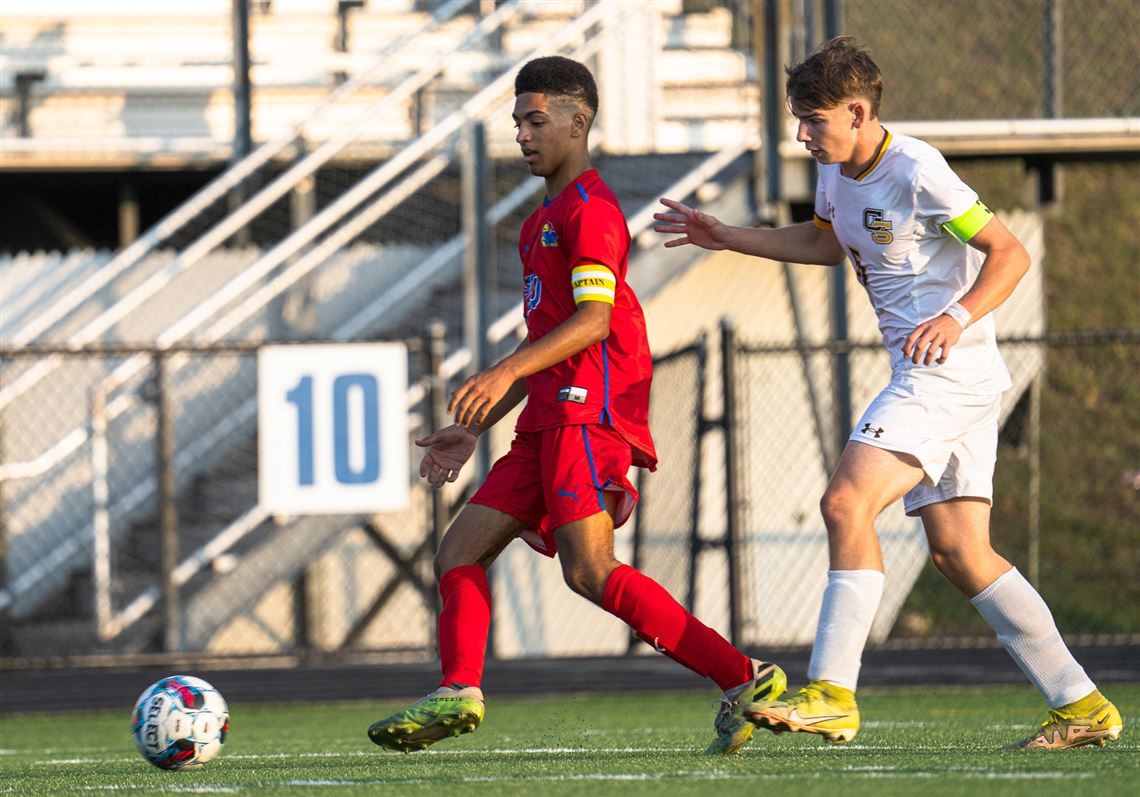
[571,110,589,137]
[851,102,863,128]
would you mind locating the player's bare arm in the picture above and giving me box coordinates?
[416,338,531,487]
[654,197,845,266]
[449,300,611,427]
[903,216,1030,366]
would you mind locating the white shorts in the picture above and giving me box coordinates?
[849,380,1002,516]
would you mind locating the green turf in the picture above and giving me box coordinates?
[0,683,1134,796]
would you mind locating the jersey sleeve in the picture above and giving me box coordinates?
[913,154,992,244]
[813,175,832,230]
[565,198,629,304]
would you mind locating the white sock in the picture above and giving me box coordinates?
[807,569,885,691]
[970,567,1096,708]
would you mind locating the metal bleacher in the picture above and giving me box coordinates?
[1,0,757,167]
[1,0,766,654]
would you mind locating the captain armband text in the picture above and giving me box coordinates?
[570,264,616,306]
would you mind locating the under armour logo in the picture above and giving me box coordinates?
[861,423,884,438]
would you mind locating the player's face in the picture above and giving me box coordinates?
[512,92,577,177]
[791,101,859,165]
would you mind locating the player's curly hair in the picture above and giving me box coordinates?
[515,56,599,120]
[785,36,882,117]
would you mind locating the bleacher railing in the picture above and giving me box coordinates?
[0,0,642,622]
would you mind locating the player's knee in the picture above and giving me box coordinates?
[559,561,612,603]
[820,487,863,533]
[928,540,972,576]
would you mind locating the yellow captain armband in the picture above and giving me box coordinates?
[813,212,833,231]
[571,264,616,305]
[943,201,994,244]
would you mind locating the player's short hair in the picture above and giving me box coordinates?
[515,56,599,120]
[785,36,882,117]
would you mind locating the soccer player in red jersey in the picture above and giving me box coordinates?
[369,56,785,756]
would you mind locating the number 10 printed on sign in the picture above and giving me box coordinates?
[257,343,409,515]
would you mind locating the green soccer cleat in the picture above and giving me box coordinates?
[1006,691,1123,750]
[705,659,787,755]
[745,680,860,744]
[367,684,485,753]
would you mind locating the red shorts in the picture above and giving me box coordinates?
[469,424,639,557]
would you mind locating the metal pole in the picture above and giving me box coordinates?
[829,274,852,458]
[686,336,708,614]
[230,0,253,246]
[426,322,449,609]
[823,0,852,460]
[720,318,743,647]
[155,353,181,652]
[462,121,492,482]
[1027,371,1043,587]
[762,0,783,214]
[1044,0,1063,119]
[91,386,114,640]
[232,0,253,161]
[824,0,843,41]
[1040,0,1064,207]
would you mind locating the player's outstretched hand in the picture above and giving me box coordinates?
[415,425,477,488]
[903,313,965,366]
[652,197,729,251]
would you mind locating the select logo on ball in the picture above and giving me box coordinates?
[131,675,229,771]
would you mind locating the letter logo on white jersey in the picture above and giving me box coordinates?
[862,208,893,244]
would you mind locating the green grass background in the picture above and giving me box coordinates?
[1,684,1136,796]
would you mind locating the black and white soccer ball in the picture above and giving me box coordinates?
[131,675,229,770]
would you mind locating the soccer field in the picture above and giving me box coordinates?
[1,683,1135,796]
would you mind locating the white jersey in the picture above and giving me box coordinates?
[814,131,1012,395]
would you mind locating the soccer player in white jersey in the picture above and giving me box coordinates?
[653,36,1122,750]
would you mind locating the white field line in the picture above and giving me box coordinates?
[4,769,1103,794]
[26,734,1140,766]
[17,744,985,766]
[25,740,1140,766]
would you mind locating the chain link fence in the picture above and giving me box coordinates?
[632,341,712,639]
[2,0,1136,669]
[786,0,1140,120]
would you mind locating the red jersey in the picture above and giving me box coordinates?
[515,169,657,470]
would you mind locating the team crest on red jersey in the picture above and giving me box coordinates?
[540,222,559,247]
[523,273,542,317]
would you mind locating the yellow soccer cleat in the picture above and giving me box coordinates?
[705,659,787,755]
[1006,691,1123,750]
[368,684,485,753]
[745,680,860,744]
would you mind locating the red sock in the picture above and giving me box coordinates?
[437,565,491,689]
[602,564,752,691]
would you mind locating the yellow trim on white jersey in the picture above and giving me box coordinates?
[854,131,893,181]
[571,264,616,305]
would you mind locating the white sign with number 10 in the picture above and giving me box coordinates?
[258,343,409,514]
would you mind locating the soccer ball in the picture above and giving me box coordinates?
[131,675,229,770]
